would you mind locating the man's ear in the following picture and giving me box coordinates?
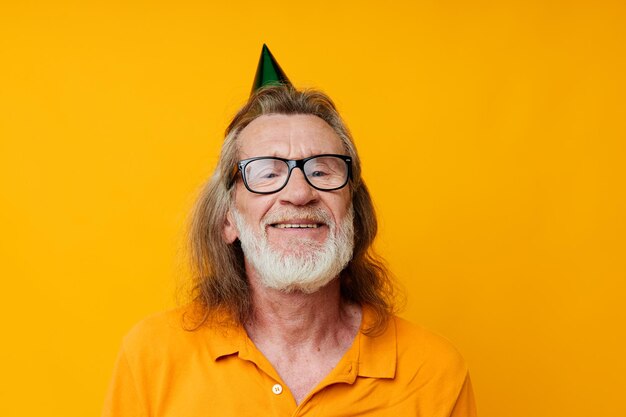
[223,209,239,244]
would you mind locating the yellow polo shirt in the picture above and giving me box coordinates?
[102,306,477,416]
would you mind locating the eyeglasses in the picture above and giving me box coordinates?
[234,154,352,194]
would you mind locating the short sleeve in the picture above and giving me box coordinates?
[449,372,478,417]
[101,345,148,417]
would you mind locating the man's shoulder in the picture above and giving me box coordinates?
[120,306,233,359]
[123,308,185,342]
[120,308,187,357]
[391,315,468,375]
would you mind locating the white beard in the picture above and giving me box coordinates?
[231,205,354,294]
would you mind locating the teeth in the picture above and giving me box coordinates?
[274,224,319,229]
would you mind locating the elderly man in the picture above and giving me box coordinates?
[103,46,477,417]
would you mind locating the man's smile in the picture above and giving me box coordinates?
[264,217,330,244]
[270,218,325,229]
[262,210,331,235]
[267,221,328,238]
[272,223,321,229]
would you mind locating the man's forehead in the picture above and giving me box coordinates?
[237,114,344,159]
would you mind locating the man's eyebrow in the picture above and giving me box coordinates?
[238,149,284,159]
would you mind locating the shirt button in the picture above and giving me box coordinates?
[272,384,283,395]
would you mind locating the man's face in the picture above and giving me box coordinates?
[224,114,354,292]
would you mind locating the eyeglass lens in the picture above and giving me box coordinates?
[244,156,348,193]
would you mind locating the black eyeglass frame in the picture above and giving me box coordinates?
[233,154,353,195]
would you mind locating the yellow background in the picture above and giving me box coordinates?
[1,1,624,416]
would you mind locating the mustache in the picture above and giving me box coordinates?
[261,207,333,227]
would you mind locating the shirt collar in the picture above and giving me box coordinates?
[355,305,397,379]
[205,305,398,380]
[204,317,247,361]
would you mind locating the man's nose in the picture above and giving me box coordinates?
[278,168,318,206]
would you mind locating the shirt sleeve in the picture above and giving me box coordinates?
[101,345,148,417]
[449,372,478,417]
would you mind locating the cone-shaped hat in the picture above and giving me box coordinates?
[251,44,292,94]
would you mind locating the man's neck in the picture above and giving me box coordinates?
[245,276,360,347]
[243,268,362,404]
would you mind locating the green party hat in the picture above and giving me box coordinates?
[251,44,292,94]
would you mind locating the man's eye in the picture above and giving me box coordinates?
[254,168,280,179]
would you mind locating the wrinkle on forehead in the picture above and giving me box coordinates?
[237,114,345,160]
